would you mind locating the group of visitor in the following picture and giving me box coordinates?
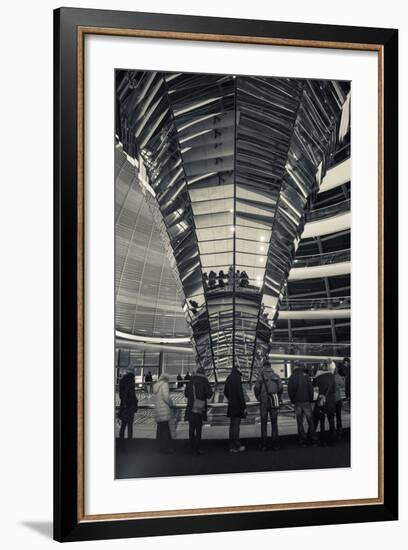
[118,358,350,455]
[203,267,250,290]
[288,360,348,447]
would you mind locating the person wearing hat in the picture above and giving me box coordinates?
[153,373,174,454]
[184,366,213,455]
[254,359,283,451]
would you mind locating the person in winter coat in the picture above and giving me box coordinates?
[184,366,213,455]
[224,368,247,452]
[288,365,317,446]
[153,373,174,453]
[254,360,283,451]
[118,371,138,440]
[313,362,337,445]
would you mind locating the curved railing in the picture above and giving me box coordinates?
[204,275,262,294]
[306,199,350,222]
[280,296,350,311]
[293,248,350,268]
[269,341,350,357]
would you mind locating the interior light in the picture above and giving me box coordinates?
[260,235,265,242]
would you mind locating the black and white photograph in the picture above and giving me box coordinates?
[114,70,352,479]
[0,0,402,546]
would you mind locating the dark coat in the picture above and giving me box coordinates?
[118,373,138,422]
[288,369,314,404]
[314,372,336,413]
[184,372,213,421]
[224,369,246,418]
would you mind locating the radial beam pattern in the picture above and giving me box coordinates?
[116,70,350,381]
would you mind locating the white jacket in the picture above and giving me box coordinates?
[153,380,174,422]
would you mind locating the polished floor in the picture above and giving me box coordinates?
[115,428,350,479]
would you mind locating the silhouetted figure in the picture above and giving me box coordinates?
[145,371,153,393]
[184,367,213,455]
[240,270,249,288]
[176,373,183,389]
[224,368,246,452]
[118,371,138,440]
[227,266,234,286]
[208,270,217,289]
[218,270,226,287]
[254,360,283,450]
[203,272,209,289]
[184,372,191,382]
[189,300,199,315]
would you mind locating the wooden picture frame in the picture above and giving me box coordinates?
[54,7,398,542]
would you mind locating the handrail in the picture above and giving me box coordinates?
[293,248,350,268]
[115,396,350,411]
[280,296,350,310]
[306,199,350,222]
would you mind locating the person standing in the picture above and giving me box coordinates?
[145,370,153,394]
[176,373,183,389]
[239,271,249,288]
[313,363,336,445]
[224,367,247,452]
[343,357,351,401]
[288,364,317,446]
[153,373,174,454]
[254,360,283,451]
[118,370,138,440]
[184,366,213,455]
[334,365,346,440]
[218,269,226,288]
[227,266,234,287]
[208,270,217,289]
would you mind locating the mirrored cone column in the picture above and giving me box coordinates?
[247,79,350,380]
[116,71,350,382]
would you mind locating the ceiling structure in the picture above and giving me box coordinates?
[115,70,351,381]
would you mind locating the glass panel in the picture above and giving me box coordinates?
[116,70,351,382]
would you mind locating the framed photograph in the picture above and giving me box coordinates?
[54,7,398,542]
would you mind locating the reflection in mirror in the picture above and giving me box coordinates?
[116,70,350,381]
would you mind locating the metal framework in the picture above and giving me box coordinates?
[116,70,350,381]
